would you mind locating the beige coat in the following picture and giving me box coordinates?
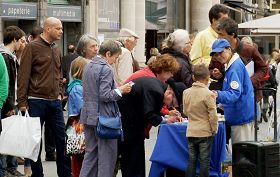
[112,47,133,86]
[183,82,218,137]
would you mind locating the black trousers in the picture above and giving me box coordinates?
[120,138,146,177]
[44,121,56,155]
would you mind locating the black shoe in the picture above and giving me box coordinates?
[3,171,14,177]
[6,169,24,176]
[261,113,268,122]
[45,153,56,161]
[268,107,273,116]
[263,114,268,122]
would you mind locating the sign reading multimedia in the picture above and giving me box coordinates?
[270,0,280,11]
[47,5,81,22]
[0,2,37,20]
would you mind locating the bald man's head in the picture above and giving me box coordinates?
[42,17,63,43]
[43,17,61,29]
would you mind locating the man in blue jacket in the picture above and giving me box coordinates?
[211,39,254,144]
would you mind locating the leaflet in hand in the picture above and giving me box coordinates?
[245,60,254,77]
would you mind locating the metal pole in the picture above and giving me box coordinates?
[254,89,258,141]
[256,88,277,142]
[272,89,277,142]
[275,35,279,49]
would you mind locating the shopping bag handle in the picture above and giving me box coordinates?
[17,110,30,118]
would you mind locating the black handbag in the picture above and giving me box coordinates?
[95,65,123,140]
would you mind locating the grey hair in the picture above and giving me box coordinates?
[76,34,98,57]
[117,36,134,45]
[99,40,122,56]
[241,36,253,45]
[166,29,190,52]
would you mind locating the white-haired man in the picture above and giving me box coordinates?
[113,28,139,86]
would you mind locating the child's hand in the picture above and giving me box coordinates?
[211,90,218,98]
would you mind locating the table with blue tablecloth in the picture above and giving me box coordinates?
[149,122,228,177]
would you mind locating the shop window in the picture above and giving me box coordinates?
[98,0,120,41]
[146,0,185,31]
[98,0,120,30]
[2,0,24,2]
[48,0,69,5]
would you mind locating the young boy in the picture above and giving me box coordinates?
[183,64,218,177]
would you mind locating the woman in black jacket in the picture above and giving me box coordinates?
[161,29,193,89]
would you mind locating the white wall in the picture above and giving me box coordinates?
[190,0,220,32]
[121,0,146,65]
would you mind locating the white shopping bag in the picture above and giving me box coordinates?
[0,111,41,161]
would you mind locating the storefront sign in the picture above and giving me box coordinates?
[47,5,81,22]
[98,0,120,30]
[0,2,37,20]
[270,0,280,11]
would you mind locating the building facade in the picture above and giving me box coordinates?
[0,0,277,64]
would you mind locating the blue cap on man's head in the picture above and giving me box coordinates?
[210,39,230,56]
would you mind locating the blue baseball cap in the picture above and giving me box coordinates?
[210,39,230,56]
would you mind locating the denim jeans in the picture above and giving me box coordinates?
[0,154,19,177]
[186,136,214,177]
[0,109,19,177]
[44,121,56,156]
[24,159,31,167]
[28,99,71,177]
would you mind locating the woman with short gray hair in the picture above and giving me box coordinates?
[69,34,99,81]
[79,40,131,177]
[161,29,193,88]
[76,34,99,60]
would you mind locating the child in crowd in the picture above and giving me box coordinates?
[183,64,218,177]
[67,56,88,177]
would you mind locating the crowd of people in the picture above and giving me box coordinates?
[0,3,279,177]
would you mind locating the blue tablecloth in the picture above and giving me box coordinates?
[149,122,228,177]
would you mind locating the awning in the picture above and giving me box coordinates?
[239,14,280,29]
[238,14,280,34]
[251,29,280,34]
[223,0,260,13]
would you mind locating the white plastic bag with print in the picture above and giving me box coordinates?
[0,111,41,161]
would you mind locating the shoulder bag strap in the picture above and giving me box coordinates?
[97,65,119,116]
[97,65,105,115]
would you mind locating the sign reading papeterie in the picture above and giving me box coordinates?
[0,2,37,20]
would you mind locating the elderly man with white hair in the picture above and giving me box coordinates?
[161,29,193,88]
[112,28,139,86]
